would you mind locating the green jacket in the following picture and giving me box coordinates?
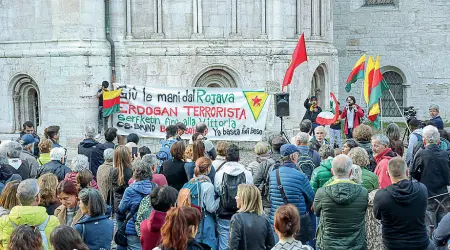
[310,158,333,193]
[314,179,368,250]
[361,167,379,193]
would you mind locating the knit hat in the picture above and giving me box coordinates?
[310,96,317,101]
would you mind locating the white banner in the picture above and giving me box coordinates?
[113,86,271,141]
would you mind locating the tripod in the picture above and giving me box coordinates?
[279,116,290,142]
[402,128,411,148]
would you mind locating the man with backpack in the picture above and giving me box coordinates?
[156,125,179,169]
[253,136,288,216]
[269,144,314,244]
[214,144,253,250]
[405,118,423,167]
[0,179,60,249]
[296,132,321,168]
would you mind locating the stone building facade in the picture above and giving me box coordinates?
[334,0,450,122]
[0,0,338,158]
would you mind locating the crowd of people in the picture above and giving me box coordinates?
[0,98,448,250]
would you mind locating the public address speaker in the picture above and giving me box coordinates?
[275,93,290,117]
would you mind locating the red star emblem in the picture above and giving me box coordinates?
[252,96,262,106]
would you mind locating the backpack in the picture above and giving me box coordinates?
[156,138,177,173]
[220,172,246,213]
[296,149,316,180]
[178,178,209,210]
[10,216,50,250]
[260,159,280,201]
[246,161,260,177]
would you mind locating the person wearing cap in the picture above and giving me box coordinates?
[429,104,444,130]
[19,121,40,158]
[78,126,103,178]
[405,118,423,167]
[175,122,187,141]
[19,134,40,179]
[269,144,314,244]
[303,96,322,133]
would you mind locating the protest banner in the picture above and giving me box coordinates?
[113,86,271,141]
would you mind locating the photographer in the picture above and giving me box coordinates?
[340,96,364,139]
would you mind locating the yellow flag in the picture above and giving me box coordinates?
[243,91,269,121]
[364,56,375,105]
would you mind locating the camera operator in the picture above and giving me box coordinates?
[405,118,423,167]
[429,104,444,130]
[341,96,364,139]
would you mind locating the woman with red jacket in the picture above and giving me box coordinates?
[341,96,364,139]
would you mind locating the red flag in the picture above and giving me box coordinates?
[282,33,308,92]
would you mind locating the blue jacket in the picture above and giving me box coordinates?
[184,162,216,184]
[119,179,155,235]
[431,116,444,130]
[269,162,314,224]
[74,214,114,250]
[297,146,321,167]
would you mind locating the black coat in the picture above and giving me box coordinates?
[411,144,450,198]
[161,159,188,191]
[303,98,322,123]
[374,179,429,250]
[37,160,72,181]
[78,139,104,177]
[111,167,133,214]
[228,212,275,250]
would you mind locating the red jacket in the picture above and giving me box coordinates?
[140,210,166,250]
[64,172,99,189]
[340,105,364,135]
[374,148,397,189]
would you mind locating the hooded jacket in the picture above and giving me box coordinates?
[374,148,397,189]
[0,206,60,250]
[314,179,368,250]
[269,162,314,224]
[253,153,282,209]
[310,158,333,193]
[78,138,104,177]
[37,160,72,181]
[118,179,155,235]
[37,153,51,166]
[20,150,38,178]
[74,214,114,250]
[140,210,166,250]
[373,180,429,250]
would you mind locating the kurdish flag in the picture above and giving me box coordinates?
[364,56,375,105]
[103,88,122,117]
[369,56,390,108]
[345,54,366,92]
[282,33,308,92]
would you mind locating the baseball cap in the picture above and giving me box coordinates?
[21,134,38,146]
[280,144,300,156]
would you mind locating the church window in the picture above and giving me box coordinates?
[380,71,404,117]
[11,75,41,132]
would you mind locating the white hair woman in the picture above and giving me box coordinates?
[228,184,275,250]
[96,148,115,202]
[63,154,98,189]
[36,147,71,181]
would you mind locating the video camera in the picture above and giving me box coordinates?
[401,106,418,123]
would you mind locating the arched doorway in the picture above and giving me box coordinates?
[10,74,41,132]
[311,65,327,104]
[193,65,240,88]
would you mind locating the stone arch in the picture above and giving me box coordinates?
[380,66,405,117]
[311,63,328,104]
[193,65,241,88]
[9,74,41,132]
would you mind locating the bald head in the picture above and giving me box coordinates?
[332,154,353,178]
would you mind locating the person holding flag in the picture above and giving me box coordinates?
[341,96,364,139]
[303,96,322,133]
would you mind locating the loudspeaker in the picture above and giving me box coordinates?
[275,93,290,117]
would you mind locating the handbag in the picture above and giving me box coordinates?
[276,169,312,243]
[114,210,138,247]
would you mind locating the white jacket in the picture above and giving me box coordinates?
[214,161,253,194]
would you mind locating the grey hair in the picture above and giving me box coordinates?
[103,148,114,161]
[423,125,440,144]
[50,147,66,161]
[0,151,8,165]
[78,188,106,217]
[319,144,335,159]
[16,179,40,206]
[85,126,96,139]
[132,159,153,181]
[371,134,390,146]
[296,132,310,145]
[6,142,22,158]
[70,154,89,172]
[350,165,362,184]
[0,140,12,153]
[142,154,158,169]
[332,155,353,178]
[429,104,439,112]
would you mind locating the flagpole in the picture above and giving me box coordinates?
[388,89,412,134]
[380,100,383,131]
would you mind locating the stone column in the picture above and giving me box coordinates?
[260,0,267,38]
[157,0,163,33]
[13,94,20,132]
[231,0,238,35]
[320,0,326,39]
[126,0,133,39]
[296,0,302,36]
[311,0,320,39]
[192,0,203,36]
[272,0,282,39]
[152,0,164,38]
[198,0,203,33]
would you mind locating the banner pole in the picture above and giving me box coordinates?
[380,100,383,131]
[388,89,412,134]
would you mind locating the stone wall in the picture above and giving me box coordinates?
[334,0,450,122]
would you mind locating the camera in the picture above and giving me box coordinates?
[402,106,417,123]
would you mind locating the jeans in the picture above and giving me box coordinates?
[98,106,108,134]
[217,218,230,250]
[309,212,317,249]
[329,129,342,149]
[126,235,142,250]
[346,128,354,139]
